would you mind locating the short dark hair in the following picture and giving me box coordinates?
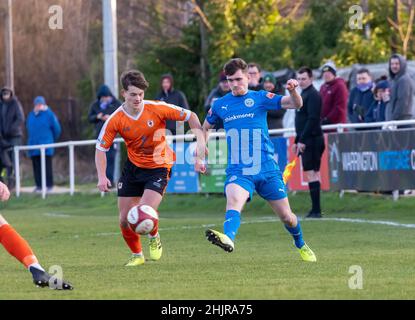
[357,68,370,76]
[248,62,261,72]
[120,70,149,91]
[224,58,248,76]
[297,66,313,78]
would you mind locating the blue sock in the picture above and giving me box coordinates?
[223,210,241,241]
[285,220,305,249]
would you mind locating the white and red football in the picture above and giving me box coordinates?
[127,205,159,235]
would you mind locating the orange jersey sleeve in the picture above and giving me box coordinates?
[150,101,192,122]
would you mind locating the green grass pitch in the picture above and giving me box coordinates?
[0,191,414,299]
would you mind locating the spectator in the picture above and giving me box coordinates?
[385,54,414,122]
[365,78,390,124]
[26,96,61,193]
[320,61,348,127]
[263,73,286,130]
[204,71,230,130]
[347,68,375,126]
[0,87,25,189]
[248,62,263,91]
[88,85,121,186]
[155,74,190,135]
[294,67,324,218]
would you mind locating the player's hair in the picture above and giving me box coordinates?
[120,70,149,91]
[224,58,248,76]
[297,66,313,78]
[357,68,370,75]
[248,62,261,72]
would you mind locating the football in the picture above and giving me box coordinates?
[127,205,159,235]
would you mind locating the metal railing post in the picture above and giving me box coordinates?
[14,146,21,197]
[40,147,47,199]
[69,143,75,196]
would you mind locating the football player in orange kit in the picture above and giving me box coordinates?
[0,181,73,289]
[95,70,206,266]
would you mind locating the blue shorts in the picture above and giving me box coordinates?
[224,169,287,202]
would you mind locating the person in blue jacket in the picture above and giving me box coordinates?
[26,96,61,192]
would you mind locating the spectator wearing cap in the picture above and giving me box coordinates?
[347,68,375,127]
[263,73,286,130]
[155,73,190,135]
[26,96,61,193]
[0,87,25,188]
[204,71,231,130]
[248,62,263,91]
[365,78,390,124]
[320,61,348,127]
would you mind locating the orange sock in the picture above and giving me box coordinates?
[0,224,39,268]
[120,225,142,254]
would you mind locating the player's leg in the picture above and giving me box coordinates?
[140,167,171,261]
[256,171,316,262]
[118,196,145,266]
[0,214,73,289]
[138,189,163,261]
[206,181,251,253]
[268,198,316,262]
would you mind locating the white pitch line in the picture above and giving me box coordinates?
[318,217,415,229]
[92,216,415,238]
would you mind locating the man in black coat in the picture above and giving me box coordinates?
[293,67,325,218]
[154,74,190,135]
[88,85,122,185]
[0,87,25,188]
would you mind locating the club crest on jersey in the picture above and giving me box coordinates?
[266,92,275,99]
[244,98,254,108]
[147,120,154,127]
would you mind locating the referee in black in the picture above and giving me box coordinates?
[293,67,325,218]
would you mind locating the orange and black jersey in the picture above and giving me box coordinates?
[96,100,191,169]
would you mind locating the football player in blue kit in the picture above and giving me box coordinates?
[202,58,316,262]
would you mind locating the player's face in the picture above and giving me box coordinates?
[227,70,249,96]
[122,85,145,111]
[297,72,313,90]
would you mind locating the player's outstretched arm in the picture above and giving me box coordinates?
[188,112,208,173]
[281,79,303,109]
[0,182,10,202]
[95,149,112,192]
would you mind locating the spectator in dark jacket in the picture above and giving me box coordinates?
[155,74,190,135]
[263,73,286,130]
[26,96,61,192]
[365,79,390,124]
[204,71,230,130]
[320,62,348,126]
[385,54,414,122]
[347,68,375,125]
[0,87,25,188]
[88,85,121,186]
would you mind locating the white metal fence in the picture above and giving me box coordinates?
[13,119,415,199]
